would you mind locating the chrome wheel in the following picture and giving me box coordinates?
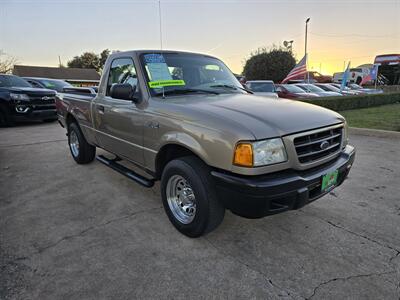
[69,130,80,157]
[166,175,196,224]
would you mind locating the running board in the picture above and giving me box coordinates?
[96,155,155,188]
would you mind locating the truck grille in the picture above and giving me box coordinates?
[294,126,343,164]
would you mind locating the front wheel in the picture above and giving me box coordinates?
[68,122,96,164]
[161,156,225,237]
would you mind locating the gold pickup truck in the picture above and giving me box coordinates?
[56,50,355,237]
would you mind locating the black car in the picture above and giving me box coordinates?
[0,74,57,126]
[23,77,72,92]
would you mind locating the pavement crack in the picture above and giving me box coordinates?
[0,139,66,148]
[306,270,396,299]
[300,210,400,262]
[204,237,304,299]
[37,207,162,254]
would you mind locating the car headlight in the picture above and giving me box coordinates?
[233,138,287,167]
[10,93,30,101]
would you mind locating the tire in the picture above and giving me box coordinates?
[0,107,14,127]
[67,122,96,164]
[161,156,225,237]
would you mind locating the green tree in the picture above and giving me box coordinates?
[67,49,112,72]
[67,52,100,70]
[242,47,296,82]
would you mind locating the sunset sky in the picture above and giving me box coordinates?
[1,0,399,75]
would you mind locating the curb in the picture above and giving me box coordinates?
[349,127,400,139]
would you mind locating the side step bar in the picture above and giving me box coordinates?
[96,155,155,188]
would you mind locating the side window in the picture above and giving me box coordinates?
[29,80,42,88]
[106,58,138,97]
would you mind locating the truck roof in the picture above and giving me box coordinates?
[108,49,218,60]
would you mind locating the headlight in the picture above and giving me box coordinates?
[233,138,287,167]
[10,93,30,101]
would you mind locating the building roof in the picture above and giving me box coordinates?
[13,65,100,81]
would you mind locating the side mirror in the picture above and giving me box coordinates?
[110,83,138,102]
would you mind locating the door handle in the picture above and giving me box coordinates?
[97,105,105,114]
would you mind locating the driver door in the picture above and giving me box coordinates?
[94,57,145,165]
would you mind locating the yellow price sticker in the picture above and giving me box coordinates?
[149,80,185,88]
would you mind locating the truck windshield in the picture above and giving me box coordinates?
[0,75,32,88]
[140,53,245,97]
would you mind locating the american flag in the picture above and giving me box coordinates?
[282,54,307,83]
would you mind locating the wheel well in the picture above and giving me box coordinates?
[65,113,77,127]
[155,144,201,179]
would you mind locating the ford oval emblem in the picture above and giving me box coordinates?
[320,141,330,150]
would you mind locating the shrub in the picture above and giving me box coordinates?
[300,93,400,111]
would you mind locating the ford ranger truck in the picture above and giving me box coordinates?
[56,50,355,237]
[0,74,57,126]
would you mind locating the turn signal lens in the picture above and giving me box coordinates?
[233,143,253,167]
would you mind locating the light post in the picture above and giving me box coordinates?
[305,18,310,83]
[305,18,310,56]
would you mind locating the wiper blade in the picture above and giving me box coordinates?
[209,84,253,94]
[154,88,219,97]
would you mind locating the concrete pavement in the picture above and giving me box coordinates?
[1,122,399,299]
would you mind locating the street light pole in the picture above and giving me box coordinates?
[305,18,310,56]
[305,18,310,83]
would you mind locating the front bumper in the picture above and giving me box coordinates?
[14,109,57,121]
[211,145,355,218]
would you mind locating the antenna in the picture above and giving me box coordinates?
[158,0,163,50]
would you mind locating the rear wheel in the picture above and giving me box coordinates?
[68,122,96,164]
[161,156,225,237]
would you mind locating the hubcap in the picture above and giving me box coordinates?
[166,175,196,224]
[69,130,80,157]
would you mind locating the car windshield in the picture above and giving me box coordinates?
[282,84,306,93]
[248,82,275,93]
[296,84,324,93]
[140,53,244,97]
[0,75,32,88]
[38,79,72,92]
[315,84,331,91]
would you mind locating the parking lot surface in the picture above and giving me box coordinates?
[1,123,399,299]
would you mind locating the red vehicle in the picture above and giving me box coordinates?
[288,71,332,83]
[275,84,320,99]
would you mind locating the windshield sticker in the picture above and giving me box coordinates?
[144,54,166,64]
[144,53,173,81]
[149,80,185,89]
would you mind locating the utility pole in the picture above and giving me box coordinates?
[58,55,62,67]
[158,0,163,50]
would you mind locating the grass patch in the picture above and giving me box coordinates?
[340,103,400,131]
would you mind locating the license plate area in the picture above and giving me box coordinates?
[321,169,338,192]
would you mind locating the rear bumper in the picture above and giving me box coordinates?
[211,145,355,218]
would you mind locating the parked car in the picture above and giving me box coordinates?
[330,83,383,95]
[294,83,342,97]
[314,83,359,96]
[23,77,73,92]
[245,80,278,98]
[0,74,57,126]
[275,84,320,99]
[347,83,383,94]
[289,71,332,83]
[56,50,355,237]
[332,68,370,84]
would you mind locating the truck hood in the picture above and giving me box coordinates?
[163,93,345,139]
[6,87,56,96]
